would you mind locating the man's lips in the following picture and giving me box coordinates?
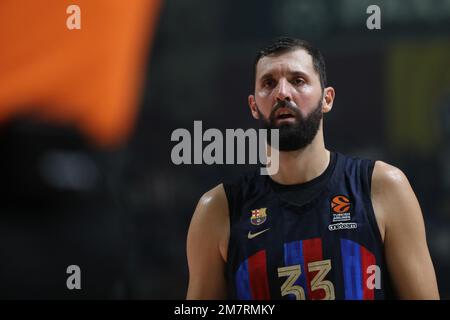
[274,107,296,119]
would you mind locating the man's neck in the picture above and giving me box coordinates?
[269,133,330,185]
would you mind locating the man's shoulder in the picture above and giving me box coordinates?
[333,152,411,192]
[371,160,410,192]
[191,184,229,238]
[197,184,228,211]
[194,169,259,222]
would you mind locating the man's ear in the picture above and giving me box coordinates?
[248,95,260,119]
[322,87,335,113]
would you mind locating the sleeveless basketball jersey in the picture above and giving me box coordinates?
[223,151,395,300]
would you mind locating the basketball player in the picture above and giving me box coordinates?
[186,37,439,300]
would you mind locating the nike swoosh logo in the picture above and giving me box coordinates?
[247,228,270,239]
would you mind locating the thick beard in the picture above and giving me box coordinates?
[258,99,323,151]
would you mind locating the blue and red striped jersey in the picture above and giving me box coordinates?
[223,151,395,300]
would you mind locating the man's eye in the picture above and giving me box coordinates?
[263,80,275,88]
[293,78,305,86]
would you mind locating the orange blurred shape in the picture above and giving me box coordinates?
[0,0,162,148]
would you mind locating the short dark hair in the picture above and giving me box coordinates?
[254,37,327,90]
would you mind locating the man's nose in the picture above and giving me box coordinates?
[274,78,292,102]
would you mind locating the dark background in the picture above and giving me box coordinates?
[1,0,449,299]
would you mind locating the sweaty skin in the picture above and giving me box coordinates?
[186,49,439,300]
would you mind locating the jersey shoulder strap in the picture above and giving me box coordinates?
[222,168,260,225]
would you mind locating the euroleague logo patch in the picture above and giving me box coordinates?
[331,195,351,214]
[328,195,357,231]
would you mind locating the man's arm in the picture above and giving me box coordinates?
[371,161,439,299]
[186,184,230,299]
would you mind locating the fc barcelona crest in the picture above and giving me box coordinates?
[250,208,267,226]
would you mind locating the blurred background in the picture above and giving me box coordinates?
[0,0,449,299]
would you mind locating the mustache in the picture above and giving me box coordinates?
[270,100,300,120]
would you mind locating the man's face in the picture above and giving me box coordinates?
[249,49,332,151]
